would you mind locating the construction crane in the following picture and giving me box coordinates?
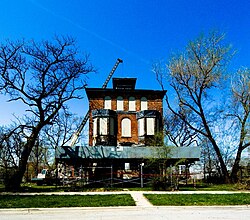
[70,58,123,147]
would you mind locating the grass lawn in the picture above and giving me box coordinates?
[178,183,247,191]
[0,194,135,208]
[0,182,248,193]
[144,193,250,206]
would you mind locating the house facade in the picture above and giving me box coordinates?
[56,77,200,186]
[86,78,166,147]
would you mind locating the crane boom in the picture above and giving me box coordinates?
[102,58,123,89]
[70,58,123,147]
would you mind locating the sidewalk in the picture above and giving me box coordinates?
[129,191,153,207]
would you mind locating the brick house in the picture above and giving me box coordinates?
[85,78,166,147]
[56,77,200,186]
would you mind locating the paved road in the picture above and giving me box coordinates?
[0,206,250,220]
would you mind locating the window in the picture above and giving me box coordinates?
[125,163,130,171]
[141,97,148,110]
[129,96,136,111]
[99,118,107,135]
[117,96,124,111]
[110,117,115,135]
[138,118,144,136]
[121,118,131,137]
[93,118,97,137]
[104,96,111,109]
[146,118,155,135]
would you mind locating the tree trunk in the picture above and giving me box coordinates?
[200,108,231,183]
[230,147,243,183]
[209,137,231,183]
[4,130,39,191]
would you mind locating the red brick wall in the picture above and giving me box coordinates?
[117,113,137,145]
[88,93,164,146]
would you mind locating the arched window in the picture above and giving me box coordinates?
[140,97,148,110]
[121,118,131,137]
[129,96,136,111]
[104,96,111,109]
[117,96,124,111]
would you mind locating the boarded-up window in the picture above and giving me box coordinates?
[121,118,131,137]
[117,96,124,111]
[141,97,148,110]
[110,117,115,135]
[99,118,107,135]
[138,118,144,136]
[104,96,111,109]
[129,96,136,111]
[146,118,155,135]
[93,118,97,137]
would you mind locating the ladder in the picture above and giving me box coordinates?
[69,58,123,147]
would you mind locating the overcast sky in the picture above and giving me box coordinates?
[0,0,250,125]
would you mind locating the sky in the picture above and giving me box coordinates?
[0,0,250,126]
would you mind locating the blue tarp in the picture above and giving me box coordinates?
[56,145,200,160]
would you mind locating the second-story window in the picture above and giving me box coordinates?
[141,97,148,110]
[121,118,131,137]
[138,118,144,136]
[146,118,155,135]
[99,118,108,135]
[93,118,97,137]
[129,96,136,111]
[117,96,124,111]
[110,117,115,136]
[104,96,111,109]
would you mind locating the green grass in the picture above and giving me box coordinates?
[1,182,247,193]
[0,194,135,208]
[144,193,250,206]
[178,183,244,191]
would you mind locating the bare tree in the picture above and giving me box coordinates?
[229,68,250,181]
[164,110,199,147]
[39,112,84,165]
[153,31,246,183]
[0,36,94,190]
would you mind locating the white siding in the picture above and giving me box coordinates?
[117,96,124,111]
[121,118,131,137]
[129,96,136,111]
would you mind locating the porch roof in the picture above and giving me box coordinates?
[56,145,200,161]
